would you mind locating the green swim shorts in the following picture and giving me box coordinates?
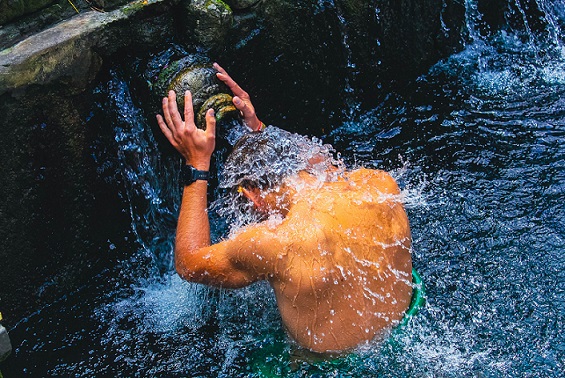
[249,268,426,377]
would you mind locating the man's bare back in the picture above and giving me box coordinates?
[156,64,413,354]
[215,168,413,352]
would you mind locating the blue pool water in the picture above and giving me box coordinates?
[2,1,565,376]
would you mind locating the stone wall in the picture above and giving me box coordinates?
[0,0,137,49]
[0,0,179,326]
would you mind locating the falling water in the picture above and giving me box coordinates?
[102,72,179,278]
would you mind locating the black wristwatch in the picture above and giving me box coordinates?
[180,164,210,186]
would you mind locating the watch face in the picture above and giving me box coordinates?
[181,165,195,186]
[181,165,209,186]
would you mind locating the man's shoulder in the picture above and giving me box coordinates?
[348,167,399,192]
[350,166,390,176]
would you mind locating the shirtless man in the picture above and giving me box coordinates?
[156,63,413,353]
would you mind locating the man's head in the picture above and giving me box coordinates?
[221,126,338,188]
[215,126,341,221]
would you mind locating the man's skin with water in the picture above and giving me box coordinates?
[156,63,413,353]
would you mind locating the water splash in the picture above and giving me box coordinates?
[212,125,344,232]
[464,0,488,45]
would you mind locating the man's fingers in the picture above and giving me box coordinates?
[213,62,227,75]
[214,63,247,98]
[217,73,246,97]
[233,96,245,111]
[205,108,216,137]
[183,90,197,132]
[233,96,260,131]
[233,96,255,118]
[162,96,174,127]
[158,91,216,163]
[156,114,178,147]
[167,90,185,130]
[213,63,262,131]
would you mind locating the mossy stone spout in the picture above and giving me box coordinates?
[196,93,237,127]
[167,66,220,110]
[155,58,240,129]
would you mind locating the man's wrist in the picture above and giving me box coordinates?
[250,120,265,132]
[186,160,210,171]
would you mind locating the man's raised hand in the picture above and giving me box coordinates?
[214,63,263,132]
[156,90,216,170]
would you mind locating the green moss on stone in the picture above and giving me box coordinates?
[121,0,150,16]
[205,0,232,12]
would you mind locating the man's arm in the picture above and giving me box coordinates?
[157,90,216,258]
[156,89,275,288]
[175,224,280,288]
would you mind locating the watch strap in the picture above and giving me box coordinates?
[181,165,210,186]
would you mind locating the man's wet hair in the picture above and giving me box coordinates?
[212,126,342,232]
[220,126,338,189]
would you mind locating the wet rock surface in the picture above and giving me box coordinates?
[0,0,177,95]
[0,0,134,49]
[0,0,466,96]
[0,0,59,25]
[181,0,234,48]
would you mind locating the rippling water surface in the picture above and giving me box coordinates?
[4,9,565,378]
[328,31,565,376]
